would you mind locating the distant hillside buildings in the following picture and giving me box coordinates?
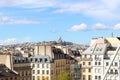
[1,37,120,80]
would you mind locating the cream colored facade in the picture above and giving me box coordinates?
[79,44,94,80]
[0,54,13,70]
[34,44,54,58]
[34,44,72,80]
[79,54,92,80]
[31,62,54,80]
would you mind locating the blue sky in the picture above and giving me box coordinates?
[0,0,120,45]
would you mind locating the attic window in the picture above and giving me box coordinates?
[96,48,99,51]
[31,58,33,62]
[91,49,93,51]
[14,60,17,63]
[40,58,42,62]
[35,58,37,62]
[100,48,102,51]
[45,58,48,62]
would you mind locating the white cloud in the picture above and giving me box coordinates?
[0,0,120,20]
[0,0,56,8]
[113,24,120,30]
[0,38,17,45]
[92,23,109,30]
[55,0,120,20]
[0,16,43,24]
[55,3,91,13]
[0,37,32,45]
[68,23,87,32]
[51,29,57,33]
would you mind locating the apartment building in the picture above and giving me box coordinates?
[34,44,78,80]
[13,56,32,80]
[91,37,120,80]
[29,55,54,80]
[79,47,92,80]
[70,64,81,80]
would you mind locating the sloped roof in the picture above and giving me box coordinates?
[0,64,17,78]
[106,37,120,44]
[82,44,108,55]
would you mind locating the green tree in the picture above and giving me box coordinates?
[56,71,70,80]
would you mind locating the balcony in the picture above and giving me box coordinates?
[74,64,80,69]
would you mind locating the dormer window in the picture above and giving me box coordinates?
[45,58,47,62]
[35,58,37,62]
[99,48,102,51]
[31,58,33,62]
[40,58,42,62]
[96,48,99,51]
[14,60,17,63]
[91,49,93,51]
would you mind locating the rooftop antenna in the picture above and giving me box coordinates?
[111,32,114,37]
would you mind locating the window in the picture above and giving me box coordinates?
[100,48,102,51]
[95,62,97,65]
[111,63,113,66]
[115,70,118,74]
[26,71,28,76]
[37,70,40,74]
[42,70,44,74]
[42,64,44,68]
[98,62,101,65]
[115,62,117,66]
[33,70,35,74]
[85,55,87,58]
[88,75,91,80]
[46,76,49,80]
[10,78,12,80]
[95,55,97,59]
[106,62,109,66]
[83,69,85,72]
[83,75,85,80]
[40,58,42,62]
[88,69,91,72]
[96,48,99,51]
[98,69,101,73]
[51,70,53,75]
[98,76,101,80]
[31,58,33,62]
[83,62,85,65]
[37,64,39,68]
[45,58,48,62]
[22,71,24,76]
[32,76,35,80]
[47,70,49,74]
[35,58,37,62]
[111,69,113,74]
[95,76,97,79]
[37,76,40,80]
[42,76,45,80]
[90,55,92,58]
[88,62,91,65]
[32,64,35,68]
[91,49,93,51]
[46,64,49,68]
